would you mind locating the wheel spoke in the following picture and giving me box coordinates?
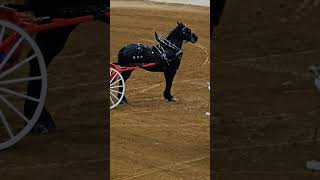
[0,95,30,123]
[110,91,119,101]
[111,78,122,87]
[0,26,5,43]
[110,85,124,89]
[0,54,37,79]
[110,73,118,85]
[0,76,42,85]
[110,89,123,95]
[0,110,14,139]
[0,88,40,102]
[0,37,24,71]
[110,96,115,106]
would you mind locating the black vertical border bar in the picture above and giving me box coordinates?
[210,1,214,179]
[210,0,227,179]
[105,1,111,179]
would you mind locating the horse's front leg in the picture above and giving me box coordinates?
[163,69,177,102]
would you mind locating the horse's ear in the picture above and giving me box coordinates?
[177,21,181,26]
[154,31,161,43]
[155,31,159,39]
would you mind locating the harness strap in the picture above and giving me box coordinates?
[158,37,183,56]
[154,45,169,65]
[157,36,183,56]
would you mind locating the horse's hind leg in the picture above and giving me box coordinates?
[119,70,133,104]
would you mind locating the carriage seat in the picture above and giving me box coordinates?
[0,6,35,28]
[55,3,109,18]
[25,0,109,18]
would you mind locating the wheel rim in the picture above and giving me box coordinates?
[110,68,125,110]
[0,20,47,150]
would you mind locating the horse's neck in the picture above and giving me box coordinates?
[169,38,183,49]
[166,31,183,49]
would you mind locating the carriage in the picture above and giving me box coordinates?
[0,4,109,150]
[109,63,156,109]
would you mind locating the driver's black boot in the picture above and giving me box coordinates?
[30,108,56,134]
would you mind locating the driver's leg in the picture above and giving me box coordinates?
[24,25,77,134]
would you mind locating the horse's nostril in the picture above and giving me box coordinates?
[193,36,198,42]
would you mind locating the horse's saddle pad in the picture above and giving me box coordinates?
[118,44,154,67]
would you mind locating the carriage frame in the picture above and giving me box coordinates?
[0,4,112,150]
[109,63,156,110]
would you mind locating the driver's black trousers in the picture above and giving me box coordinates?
[24,26,77,119]
[24,1,109,121]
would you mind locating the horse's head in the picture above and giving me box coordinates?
[176,22,198,43]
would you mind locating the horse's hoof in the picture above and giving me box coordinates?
[120,100,127,104]
[30,112,56,134]
[167,97,176,103]
[31,124,49,134]
[120,97,128,104]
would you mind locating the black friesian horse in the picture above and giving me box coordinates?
[117,22,198,103]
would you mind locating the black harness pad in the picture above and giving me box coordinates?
[118,44,154,67]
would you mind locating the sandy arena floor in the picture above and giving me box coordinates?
[213,0,320,179]
[110,1,210,179]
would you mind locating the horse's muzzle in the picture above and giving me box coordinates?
[191,33,198,43]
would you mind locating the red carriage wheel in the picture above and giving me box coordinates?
[0,20,47,150]
[110,67,125,110]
